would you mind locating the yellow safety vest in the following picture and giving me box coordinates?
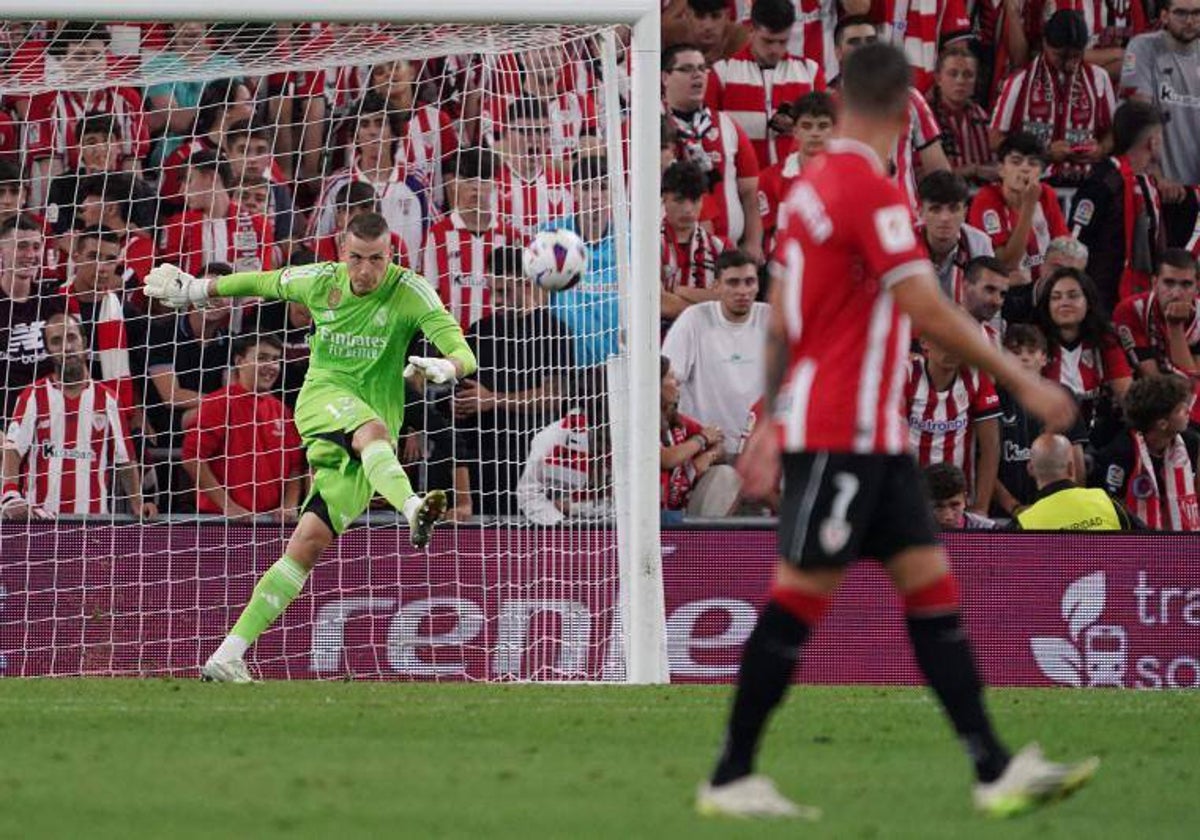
[1016,487,1123,531]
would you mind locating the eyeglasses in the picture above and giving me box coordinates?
[669,64,709,75]
[1169,7,1200,18]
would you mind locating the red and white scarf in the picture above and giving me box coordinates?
[1011,55,1103,182]
[1114,155,1161,300]
[661,221,721,292]
[1127,431,1200,531]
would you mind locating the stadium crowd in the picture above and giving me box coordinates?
[0,4,1198,530]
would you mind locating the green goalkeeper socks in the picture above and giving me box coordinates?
[361,439,417,514]
[227,556,310,649]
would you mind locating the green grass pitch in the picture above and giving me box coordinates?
[0,681,1194,839]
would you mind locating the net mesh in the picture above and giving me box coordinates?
[0,20,632,681]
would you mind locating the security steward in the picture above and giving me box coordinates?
[1012,434,1143,530]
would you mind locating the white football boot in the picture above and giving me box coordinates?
[696,775,822,820]
[974,743,1100,817]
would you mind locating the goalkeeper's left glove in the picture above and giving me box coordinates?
[145,263,210,309]
[404,356,458,385]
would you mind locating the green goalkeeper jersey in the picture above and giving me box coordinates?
[216,262,476,435]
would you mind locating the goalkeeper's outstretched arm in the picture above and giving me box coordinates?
[144,263,290,309]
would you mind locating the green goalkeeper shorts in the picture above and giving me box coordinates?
[294,383,385,535]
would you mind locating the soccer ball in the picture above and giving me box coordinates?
[523,228,588,292]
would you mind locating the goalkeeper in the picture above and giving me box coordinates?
[145,212,476,683]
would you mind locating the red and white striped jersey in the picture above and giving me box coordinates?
[5,376,132,515]
[156,136,219,206]
[481,90,598,163]
[59,287,134,413]
[495,161,574,239]
[661,221,724,292]
[728,0,832,69]
[422,212,520,330]
[757,151,804,258]
[968,182,1069,282]
[894,88,944,216]
[1042,334,1131,421]
[904,356,1001,487]
[990,55,1116,183]
[400,104,459,211]
[706,44,825,167]
[666,107,760,243]
[872,0,974,92]
[160,206,275,277]
[927,91,994,170]
[23,87,149,168]
[773,138,932,454]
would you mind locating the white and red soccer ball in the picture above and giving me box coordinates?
[523,228,588,292]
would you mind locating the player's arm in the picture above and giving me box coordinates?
[890,272,1077,431]
[411,286,479,381]
[144,263,305,309]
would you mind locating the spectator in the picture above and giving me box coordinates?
[726,0,865,71]
[828,14,880,88]
[59,225,135,414]
[923,462,1000,529]
[961,256,1011,345]
[905,334,1002,513]
[990,10,1115,185]
[24,22,150,206]
[992,324,1089,517]
[1012,433,1140,530]
[454,245,574,516]
[515,402,612,526]
[45,113,154,236]
[973,0,1033,108]
[1072,0,1151,81]
[312,92,428,259]
[874,0,974,92]
[1035,266,1132,439]
[180,334,304,521]
[662,248,768,456]
[492,96,573,238]
[756,90,836,257]
[2,312,153,519]
[927,46,997,185]
[423,149,517,330]
[160,149,274,276]
[223,118,296,252]
[968,132,1068,287]
[143,263,235,447]
[661,114,680,171]
[664,0,749,65]
[1034,235,1090,302]
[1113,248,1200,424]
[0,216,64,422]
[660,356,741,516]
[663,44,763,261]
[309,181,408,267]
[72,175,155,291]
[0,160,25,228]
[1121,0,1200,190]
[157,77,255,208]
[831,16,951,214]
[1070,99,1165,308]
[241,255,315,410]
[143,22,240,165]
[1091,374,1200,530]
[706,0,825,169]
[916,171,995,301]
[549,155,620,368]
[662,160,723,324]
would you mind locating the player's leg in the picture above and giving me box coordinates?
[877,458,1098,816]
[351,419,446,547]
[699,452,872,819]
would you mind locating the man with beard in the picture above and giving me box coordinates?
[2,312,154,520]
[1121,0,1200,189]
[0,216,64,423]
[962,256,1012,343]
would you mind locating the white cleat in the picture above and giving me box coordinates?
[407,489,447,549]
[974,743,1100,818]
[200,657,256,684]
[696,775,822,820]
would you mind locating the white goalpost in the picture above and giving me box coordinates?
[0,3,667,683]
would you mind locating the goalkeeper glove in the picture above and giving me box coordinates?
[404,356,458,385]
[145,263,210,309]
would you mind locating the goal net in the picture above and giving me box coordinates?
[0,14,664,682]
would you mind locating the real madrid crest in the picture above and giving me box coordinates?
[328,287,342,309]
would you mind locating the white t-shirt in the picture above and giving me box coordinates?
[662,300,770,454]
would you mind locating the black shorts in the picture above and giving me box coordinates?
[777,452,939,568]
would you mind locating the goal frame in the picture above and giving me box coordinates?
[3,1,668,683]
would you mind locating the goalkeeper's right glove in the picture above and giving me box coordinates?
[145,263,210,309]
